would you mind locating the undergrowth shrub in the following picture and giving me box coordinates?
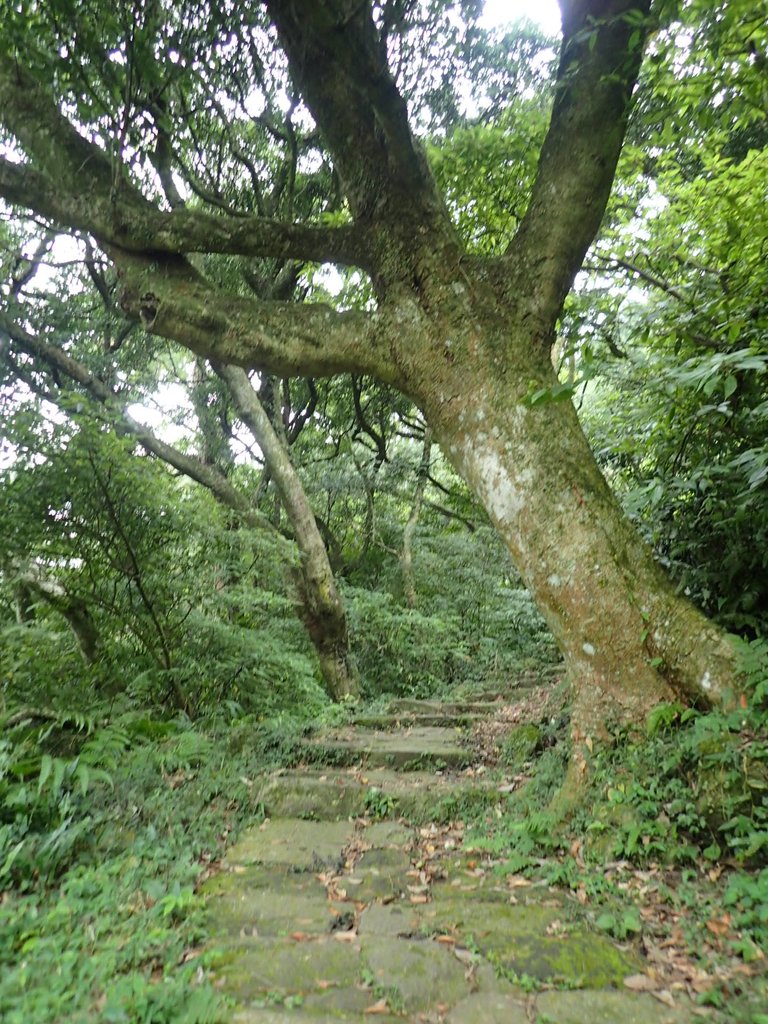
[0,709,115,888]
[0,622,97,707]
[345,586,466,697]
[0,695,318,1022]
[586,638,768,868]
[466,639,768,963]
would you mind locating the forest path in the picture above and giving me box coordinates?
[202,683,698,1023]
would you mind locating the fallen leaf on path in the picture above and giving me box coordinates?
[545,919,565,936]
[623,974,657,992]
[652,990,676,1007]
[506,875,532,888]
[436,934,456,945]
[690,974,715,993]
[453,947,477,966]
[364,998,389,1014]
[409,894,430,904]
[334,929,358,942]
[178,946,203,963]
[290,931,312,942]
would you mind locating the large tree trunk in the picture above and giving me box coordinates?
[0,0,743,779]
[218,364,359,701]
[405,292,738,765]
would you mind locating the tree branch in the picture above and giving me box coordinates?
[264,0,443,227]
[113,253,396,381]
[507,0,653,338]
[0,154,370,268]
[0,310,273,532]
[0,60,372,268]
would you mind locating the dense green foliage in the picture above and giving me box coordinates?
[0,0,766,1019]
[0,703,281,1022]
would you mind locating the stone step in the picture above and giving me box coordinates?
[351,711,486,729]
[385,698,501,715]
[450,664,564,702]
[259,767,504,822]
[351,697,502,730]
[300,725,471,770]
[204,813,696,1024]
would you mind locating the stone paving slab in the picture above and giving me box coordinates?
[261,768,502,822]
[351,697,503,730]
[203,869,342,938]
[233,1005,402,1024]
[343,847,411,902]
[419,895,642,985]
[224,819,355,871]
[363,820,413,847]
[360,936,484,1013]
[214,936,364,1001]
[535,989,694,1023]
[352,711,485,729]
[357,902,419,938]
[446,991,530,1023]
[302,725,470,769]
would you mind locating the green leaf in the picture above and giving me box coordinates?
[37,754,53,795]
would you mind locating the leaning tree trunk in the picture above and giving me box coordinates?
[404,293,738,775]
[401,428,432,609]
[218,364,359,701]
[16,570,103,666]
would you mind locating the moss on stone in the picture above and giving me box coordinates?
[500,723,542,769]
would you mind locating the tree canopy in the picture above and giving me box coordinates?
[2,3,768,1019]
[1,0,766,751]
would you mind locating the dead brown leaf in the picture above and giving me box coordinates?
[364,998,389,1014]
[506,875,532,888]
[623,974,657,992]
[705,914,732,937]
[453,947,477,966]
[651,990,676,1007]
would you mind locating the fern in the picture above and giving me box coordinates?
[159,731,214,771]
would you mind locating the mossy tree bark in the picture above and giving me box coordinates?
[13,567,102,665]
[0,0,741,769]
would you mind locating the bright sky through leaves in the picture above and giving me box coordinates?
[482,0,561,35]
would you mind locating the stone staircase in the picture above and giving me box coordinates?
[201,685,698,1023]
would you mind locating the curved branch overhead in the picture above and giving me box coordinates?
[1,0,743,733]
[0,0,652,366]
[508,0,653,334]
